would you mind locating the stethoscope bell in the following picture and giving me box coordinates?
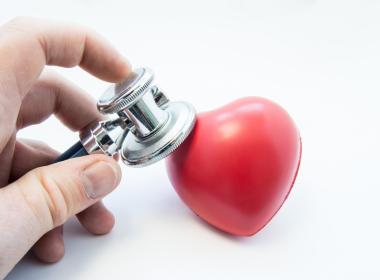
[96,68,196,167]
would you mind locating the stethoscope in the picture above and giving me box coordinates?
[56,67,196,166]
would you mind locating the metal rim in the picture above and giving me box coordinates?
[97,68,154,114]
[120,101,196,167]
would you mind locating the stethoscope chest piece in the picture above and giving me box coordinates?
[97,68,196,167]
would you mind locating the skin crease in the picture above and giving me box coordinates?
[167,97,302,236]
[0,17,131,278]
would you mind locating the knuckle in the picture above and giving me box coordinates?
[34,167,87,227]
[34,167,68,227]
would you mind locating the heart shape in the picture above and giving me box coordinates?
[166,97,302,236]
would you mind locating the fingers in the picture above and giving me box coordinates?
[11,140,122,234]
[34,155,120,228]
[0,17,131,148]
[12,139,117,236]
[17,71,101,131]
[10,139,59,181]
[14,73,119,237]
[4,153,121,233]
[11,139,117,263]
[77,201,115,235]
[33,203,116,263]
[0,154,121,274]
[11,139,65,263]
[0,17,130,95]
[0,133,16,188]
[32,226,64,263]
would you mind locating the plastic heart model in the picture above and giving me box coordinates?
[166,97,302,236]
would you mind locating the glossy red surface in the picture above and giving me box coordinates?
[166,97,302,236]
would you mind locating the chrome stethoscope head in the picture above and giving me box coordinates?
[81,67,196,167]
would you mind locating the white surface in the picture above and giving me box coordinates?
[2,0,380,279]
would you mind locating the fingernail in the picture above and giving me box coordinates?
[82,161,120,199]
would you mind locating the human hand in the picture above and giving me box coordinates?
[0,17,130,278]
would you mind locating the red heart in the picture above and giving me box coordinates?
[166,97,302,236]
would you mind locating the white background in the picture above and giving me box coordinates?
[1,0,380,279]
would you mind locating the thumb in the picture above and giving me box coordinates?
[14,154,122,231]
[0,154,121,276]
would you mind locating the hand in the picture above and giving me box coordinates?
[0,17,130,278]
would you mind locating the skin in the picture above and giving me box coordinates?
[0,17,131,278]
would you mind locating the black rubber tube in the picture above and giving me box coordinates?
[54,141,89,163]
